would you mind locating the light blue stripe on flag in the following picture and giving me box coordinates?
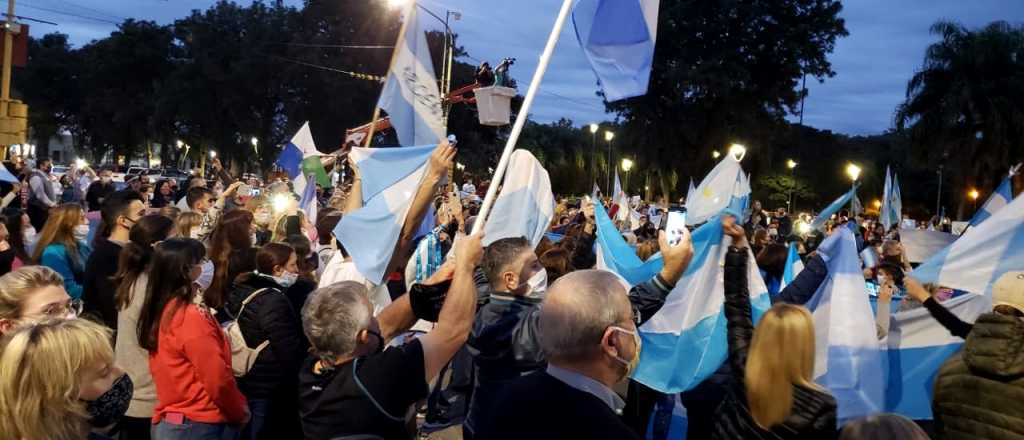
[968,175,1013,227]
[593,200,662,286]
[377,4,445,146]
[780,242,804,291]
[811,185,858,231]
[572,0,660,102]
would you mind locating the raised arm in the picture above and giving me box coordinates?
[905,276,973,339]
[385,142,455,275]
[722,217,755,376]
[343,156,363,215]
[418,232,482,383]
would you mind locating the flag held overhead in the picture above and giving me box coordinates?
[572,0,660,102]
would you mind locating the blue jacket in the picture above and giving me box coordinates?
[40,242,92,299]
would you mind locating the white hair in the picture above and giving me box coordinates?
[301,281,372,363]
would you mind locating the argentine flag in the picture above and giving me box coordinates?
[377,3,445,147]
[891,173,902,227]
[572,0,660,102]
[614,171,629,222]
[967,165,1019,227]
[805,226,885,423]
[780,241,804,291]
[686,153,748,226]
[483,150,555,248]
[634,217,771,392]
[880,166,894,230]
[276,122,328,195]
[810,185,859,231]
[593,200,662,286]
[685,178,696,207]
[335,144,436,285]
[912,188,1024,296]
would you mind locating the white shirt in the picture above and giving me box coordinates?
[461,182,476,195]
[318,252,392,315]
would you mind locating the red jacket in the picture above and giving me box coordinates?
[149,299,248,424]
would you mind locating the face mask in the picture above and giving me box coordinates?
[189,227,201,240]
[877,274,888,285]
[23,227,37,245]
[73,224,90,242]
[522,268,548,298]
[273,271,298,288]
[609,326,641,379]
[255,212,271,226]
[195,259,215,291]
[768,228,778,237]
[85,374,133,428]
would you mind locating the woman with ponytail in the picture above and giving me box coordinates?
[113,214,175,440]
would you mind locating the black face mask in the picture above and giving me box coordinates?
[86,373,133,428]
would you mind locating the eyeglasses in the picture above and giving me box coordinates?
[37,298,83,319]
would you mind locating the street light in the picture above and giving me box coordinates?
[605,131,615,192]
[621,158,634,194]
[873,199,882,209]
[712,150,721,159]
[786,159,798,209]
[787,159,798,169]
[176,140,184,149]
[210,150,217,159]
[969,188,980,211]
[589,123,599,134]
[845,163,862,182]
[728,143,747,161]
[589,123,599,189]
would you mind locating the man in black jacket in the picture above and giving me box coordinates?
[476,249,692,440]
[82,190,145,329]
[85,167,116,212]
[465,230,693,439]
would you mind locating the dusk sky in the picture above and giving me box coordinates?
[19,0,1024,135]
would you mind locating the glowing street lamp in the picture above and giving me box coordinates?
[728,143,747,161]
[210,150,217,159]
[604,131,615,142]
[787,159,798,169]
[712,150,721,159]
[620,158,633,172]
[589,123,599,134]
[845,163,862,182]
[873,199,882,209]
[969,188,980,211]
[604,131,615,191]
[176,140,184,149]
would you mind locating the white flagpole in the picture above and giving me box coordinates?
[471,0,575,235]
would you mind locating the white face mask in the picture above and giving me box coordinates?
[518,268,548,298]
[189,227,201,240]
[195,259,215,292]
[73,224,90,242]
[877,274,888,285]
[23,227,37,244]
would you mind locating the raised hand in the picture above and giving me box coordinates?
[427,141,457,182]
[658,229,694,286]
[722,215,748,248]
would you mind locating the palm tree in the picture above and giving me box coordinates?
[896,21,1024,218]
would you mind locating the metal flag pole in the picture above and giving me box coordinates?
[471,0,575,234]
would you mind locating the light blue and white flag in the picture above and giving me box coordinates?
[594,200,662,286]
[591,182,602,201]
[634,217,771,392]
[686,155,747,225]
[810,185,859,231]
[335,144,436,285]
[614,171,629,222]
[276,122,324,195]
[298,173,318,227]
[880,166,894,230]
[911,189,1024,296]
[880,293,989,419]
[377,3,445,147]
[967,164,1019,227]
[780,241,804,291]
[483,150,555,248]
[804,227,885,423]
[571,0,660,102]
[685,178,696,206]
[891,173,902,227]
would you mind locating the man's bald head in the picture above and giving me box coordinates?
[539,270,632,363]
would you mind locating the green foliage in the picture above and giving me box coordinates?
[757,173,815,205]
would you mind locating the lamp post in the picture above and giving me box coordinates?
[936,165,944,220]
[605,130,615,193]
[728,143,746,161]
[250,137,258,154]
[846,163,862,215]
[621,158,633,194]
[589,123,598,189]
[968,188,980,212]
[786,159,798,210]
[712,150,721,159]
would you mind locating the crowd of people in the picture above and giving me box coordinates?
[0,144,1018,440]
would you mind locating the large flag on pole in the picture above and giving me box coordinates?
[686,154,747,225]
[911,190,1024,296]
[593,200,662,286]
[880,166,894,230]
[571,0,660,102]
[685,178,696,206]
[891,173,902,227]
[967,164,1020,227]
[276,122,328,194]
[335,144,436,284]
[634,217,772,392]
[780,241,804,291]
[810,185,859,231]
[483,150,555,248]
[805,226,885,423]
[377,3,445,147]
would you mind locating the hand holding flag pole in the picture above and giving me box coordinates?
[471,0,575,235]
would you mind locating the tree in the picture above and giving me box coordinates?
[16,33,81,159]
[896,21,1024,218]
[757,173,816,207]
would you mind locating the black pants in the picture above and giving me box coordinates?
[118,416,152,440]
[26,202,48,231]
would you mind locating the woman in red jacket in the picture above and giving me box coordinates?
[138,237,249,439]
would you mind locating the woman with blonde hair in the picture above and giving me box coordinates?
[32,204,92,299]
[712,218,837,439]
[174,211,203,239]
[0,319,132,440]
[0,265,78,334]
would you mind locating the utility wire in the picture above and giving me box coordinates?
[19,3,119,25]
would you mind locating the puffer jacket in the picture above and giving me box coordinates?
[712,246,837,440]
[224,274,307,400]
[933,312,1024,440]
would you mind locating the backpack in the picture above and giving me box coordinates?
[224,287,272,377]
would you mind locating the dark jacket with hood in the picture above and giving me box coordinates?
[463,271,677,436]
[933,312,1024,440]
[712,246,837,440]
[224,274,307,399]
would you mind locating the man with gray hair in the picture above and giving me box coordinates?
[298,233,484,440]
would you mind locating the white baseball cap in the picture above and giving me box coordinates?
[992,271,1024,316]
